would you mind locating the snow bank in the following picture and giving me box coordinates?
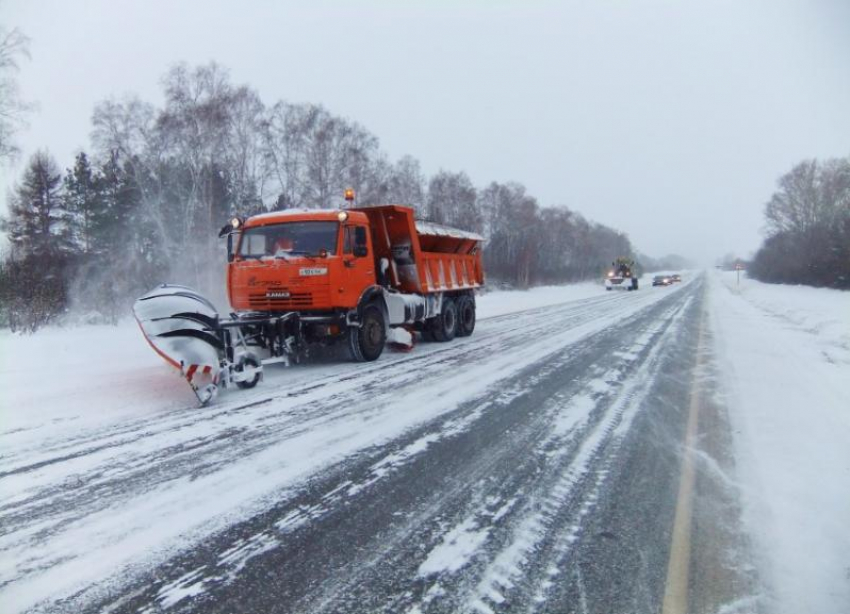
[708,271,850,613]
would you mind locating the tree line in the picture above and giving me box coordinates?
[1,62,638,331]
[749,157,850,289]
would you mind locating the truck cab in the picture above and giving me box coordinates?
[226,209,377,314]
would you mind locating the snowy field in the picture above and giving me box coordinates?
[708,271,850,613]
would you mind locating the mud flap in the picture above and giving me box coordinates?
[387,327,415,352]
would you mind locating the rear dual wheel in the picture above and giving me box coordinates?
[430,298,457,342]
[456,295,475,337]
[429,295,475,342]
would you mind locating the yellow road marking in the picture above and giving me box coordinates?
[661,307,706,614]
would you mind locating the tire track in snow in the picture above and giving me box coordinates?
[407,295,695,614]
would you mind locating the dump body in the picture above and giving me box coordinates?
[355,205,484,296]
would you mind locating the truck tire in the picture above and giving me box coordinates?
[235,354,261,389]
[348,303,386,362]
[431,297,458,342]
[456,295,476,337]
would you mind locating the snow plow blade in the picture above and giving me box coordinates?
[133,284,224,406]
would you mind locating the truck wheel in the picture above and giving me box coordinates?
[456,295,476,337]
[349,303,386,362]
[431,298,458,342]
[235,354,261,389]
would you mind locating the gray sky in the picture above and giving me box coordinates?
[3,0,849,264]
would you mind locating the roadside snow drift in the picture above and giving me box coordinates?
[708,271,850,613]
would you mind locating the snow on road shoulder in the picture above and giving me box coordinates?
[708,271,850,613]
[0,324,189,436]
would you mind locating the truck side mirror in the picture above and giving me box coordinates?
[227,233,235,262]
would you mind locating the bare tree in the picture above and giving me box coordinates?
[264,102,313,209]
[752,156,850,288]
[0,23,34,162]
[91,96,169,248]
[227,86,268,214]
[478,181,541,286]
[264,102,382,210]
[427,171,479,231]
[384,155,426,210]
[764,160,820,236]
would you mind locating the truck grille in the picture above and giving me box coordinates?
[249,292,314,310]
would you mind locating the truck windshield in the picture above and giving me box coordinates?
[238,221,339,258]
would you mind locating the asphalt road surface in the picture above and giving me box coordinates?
[2,275,759,613]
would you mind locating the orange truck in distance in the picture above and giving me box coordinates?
[133,201,485,405]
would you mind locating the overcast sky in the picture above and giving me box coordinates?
[2,0,849,264]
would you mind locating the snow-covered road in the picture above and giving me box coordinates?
[2,272,846,613]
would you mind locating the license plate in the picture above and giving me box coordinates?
[299,267,328,277]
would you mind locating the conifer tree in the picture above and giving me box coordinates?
[4,150,69,257]
[0,151,72,330]
[63,151,104,254]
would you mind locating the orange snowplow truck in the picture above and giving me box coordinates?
[225,204,484,355]
[133,201,484,405]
